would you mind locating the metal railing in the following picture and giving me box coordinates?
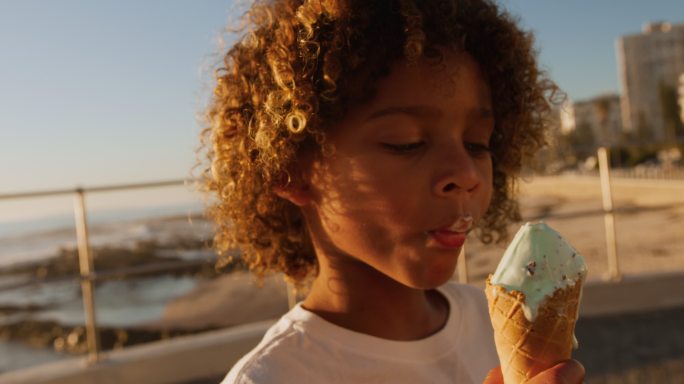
[0,179,191,364]
[597,147,620,281]
[0,146,664,366]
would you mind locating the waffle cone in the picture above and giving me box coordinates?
[485,276,582,384]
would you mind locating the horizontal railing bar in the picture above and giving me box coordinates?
[2,172,682,201]
[525,200,684,222]
[0,258,218,293]
[0,179,191,200]
[565,138,684,151]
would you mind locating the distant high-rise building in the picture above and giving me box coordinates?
[617,21,684,142]
[560,94,623,146]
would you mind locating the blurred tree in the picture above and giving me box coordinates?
[526,108,576,174]
[594,98,611,144]
[637,112,653,142]
[567,121,595,160]
[659,82,684,142]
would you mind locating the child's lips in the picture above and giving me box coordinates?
[426,215,473,248]
[427,230,466,248]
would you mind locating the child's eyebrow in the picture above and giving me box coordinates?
[364,105,493,122]
[364,105,439,122]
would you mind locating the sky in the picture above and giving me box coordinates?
[0,0,683,221]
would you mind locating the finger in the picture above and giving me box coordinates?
[482,366,503,384]
[528,360,585,384]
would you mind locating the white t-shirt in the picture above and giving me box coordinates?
[223,281,498,383]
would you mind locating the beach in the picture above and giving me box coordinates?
[466,175,684,284]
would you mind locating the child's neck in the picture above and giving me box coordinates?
[301,260,449,341]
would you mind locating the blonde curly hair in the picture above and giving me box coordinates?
[199,0,559,286]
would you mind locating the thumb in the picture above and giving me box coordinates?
[528,360,585,384]
[482,366,503,384]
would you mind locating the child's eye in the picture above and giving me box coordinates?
[381,141,425,154]
[464,142,492,157]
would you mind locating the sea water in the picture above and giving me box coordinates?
[0,207,214,373]
[0,203,207,267]
[0,340,67,373]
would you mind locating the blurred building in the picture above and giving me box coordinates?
[617,21,684,142]
[558,99,575,135]
[679,73,684,124]
[560,94,623,146]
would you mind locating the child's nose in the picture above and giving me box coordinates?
[432,151,481,197]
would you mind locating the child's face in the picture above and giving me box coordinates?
[301,51,494,289]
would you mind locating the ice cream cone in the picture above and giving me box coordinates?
[485,276,583,384]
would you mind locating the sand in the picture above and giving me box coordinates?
[465,175,684,284]
[158,272,289,330]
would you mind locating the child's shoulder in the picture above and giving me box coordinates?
[222,303,352,383]
[222,314,305,383]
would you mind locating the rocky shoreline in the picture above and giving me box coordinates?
[0,237,233,281]
[0,236,246,361]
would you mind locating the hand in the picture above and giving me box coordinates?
[483,360,585,384]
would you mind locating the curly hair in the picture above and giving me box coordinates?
[199,0,559,286]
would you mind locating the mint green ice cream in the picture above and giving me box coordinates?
[490,222,588,322]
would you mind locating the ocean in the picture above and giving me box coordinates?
[0,203,218,373]
[0,202,206,267]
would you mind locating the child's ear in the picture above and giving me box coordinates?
[272,170,313,207]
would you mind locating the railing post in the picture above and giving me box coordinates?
[286,281,297,309]
[597,147,621,281]
[457,244,468,283]
[73,188,101,364]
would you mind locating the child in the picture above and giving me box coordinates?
[200,0,584,382]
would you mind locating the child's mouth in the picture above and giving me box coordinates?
[426,215,473,248]
[427,230,467,248]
